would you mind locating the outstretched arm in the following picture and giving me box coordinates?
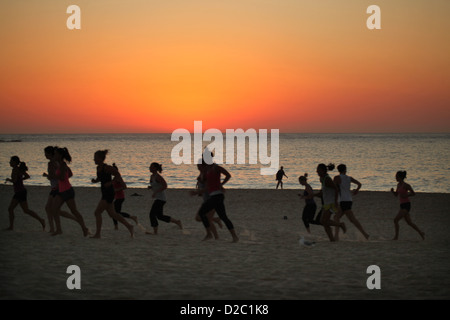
[406,183,415,197]
[350,177,362,195]
[218,166,231,186]
[391,187,398,196]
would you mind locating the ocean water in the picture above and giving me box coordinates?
[0,133,449,193]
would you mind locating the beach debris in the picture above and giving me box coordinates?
[299,236,315,247]
[283,216,288,220]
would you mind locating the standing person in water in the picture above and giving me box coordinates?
[315,163,346,242]
[298,173,321,234]
[42,146,78,234]
[147,162,182,235]
[5,156,45,231]
[197,161,239,242]
[276,166,288,189]
[111,163,138,230]
[50,147,90,236]
[91,150,134,238]
[333,164,369,240]
[391,171,425,240]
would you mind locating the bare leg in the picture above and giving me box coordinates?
[346,210,369,239]
[171,217,183,229]
[229,229,239,243]
[20,202,45,231]
[334,210,344,241]
[206,211,218,239]
[45,195,55,233]
[202,227,214,241]
[393,210,406,240]
[51,196,65,235]
[91,201,105,238]
[106,204,134,238]
[66,199,90,237]
[404,213,425,240]
[6,199,19,230]
[321,210,335,241]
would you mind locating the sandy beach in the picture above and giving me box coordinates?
[0,185,449,300]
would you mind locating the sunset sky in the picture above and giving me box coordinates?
[1,0,449,133]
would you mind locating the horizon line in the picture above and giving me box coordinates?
[1,131,449,135]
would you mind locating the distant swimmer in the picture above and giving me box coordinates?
[146,162,182,235]
[391,171,425,240]
[276,166,288,189]
[90,150,134,238]
[5,156,45,231]
[333,164,369,240]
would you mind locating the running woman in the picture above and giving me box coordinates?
[42,146,77,234]
[333,164,369,240]
[315,163,346,242]
[111,163,138,230]
[91,150,134,238]
[191,161,222,239]
[298,173,321,234]
[146,162,182,235]
[50,147,90,236]
[391,171,425,240]
[197,162,239,242]
[5,156,45,231]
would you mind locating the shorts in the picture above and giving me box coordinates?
[400,202,411,212]
[13,189,27,203]
[101,187,115,204]
[50,189,58,197]
[58,187,75,202]
[323,203,337,213]
[340,201,353,211]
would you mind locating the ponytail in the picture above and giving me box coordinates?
[317,163,335,173]
[299,173,308,181]
[151,162,163,173]
[44,146,58,155]
[396,170,407,180]
[19,161,28,172]
[56,147,72,163]
[95,150,109,161]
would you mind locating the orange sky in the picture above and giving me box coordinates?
[1,0,449,133]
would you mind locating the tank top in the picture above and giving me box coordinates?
[113,180,125,200]
[338,174,352,202]
[197,180,210,202]
[48,162,59,190]
[97,164,112,187]
[206,166,222,196]
[56,167,72,192]
[150,175,166,201]
[13,171,26,193]
[396,183,410,204]
[321,175,335,205]
[303,189,316,205]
